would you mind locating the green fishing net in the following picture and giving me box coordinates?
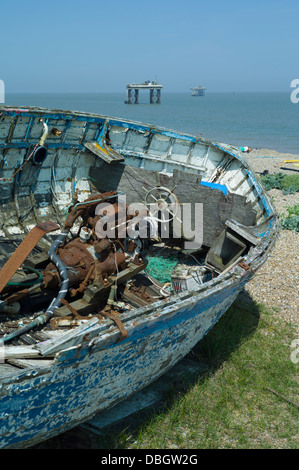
[145,248,200,284]
[145,251,180,284]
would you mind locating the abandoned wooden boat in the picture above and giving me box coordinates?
[0,105,278,448]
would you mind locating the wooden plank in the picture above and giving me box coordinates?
[6,358,53,369]
[225,220,259,245]
[54,299,94,318]
[82,262,147,304]
[89,162,158,205]
[0,345,45,359]
[0,363,22,377]
[35,317,101,356]
[90,164,256,248]
[84,142,124,163]
[18,334,38,345]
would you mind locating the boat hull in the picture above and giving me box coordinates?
[0,281,240,448]
[0,105,279,448]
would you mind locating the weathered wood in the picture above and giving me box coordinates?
[226,215,274,240]
[35,317,101,356]
[54,298,93,318]
[6,358,53,369]
[90,164,256,247]
[83,262,147,304]
[90,162,158,204]
[0,363,21,377]
[205,228,247,273]
[18,334,38,345]
[0,345,45,359]
[89,165,200,205]
[225,219,259,245]
[84,142,124,164]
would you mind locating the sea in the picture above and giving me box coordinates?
[4,92,299,154]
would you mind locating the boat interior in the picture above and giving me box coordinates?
[0,108,275,364]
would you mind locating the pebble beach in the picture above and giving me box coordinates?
[241,149,299,327]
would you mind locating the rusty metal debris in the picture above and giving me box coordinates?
[0,191,152,335]
[42,191,148,296]
[0,221,59,294]
[98,309,128,341]
[238,261,252,271]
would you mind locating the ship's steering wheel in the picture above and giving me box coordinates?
[144,186,180,223]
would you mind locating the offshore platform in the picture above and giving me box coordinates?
[125,80,163,104]
[190,86,207,96]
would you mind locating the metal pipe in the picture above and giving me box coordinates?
[70,263,94,297]
[43,230,70,317]
[107,285,117,306]
[39,121,49,146]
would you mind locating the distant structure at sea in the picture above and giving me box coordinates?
[125,80,163,104]
[190,86,207,96]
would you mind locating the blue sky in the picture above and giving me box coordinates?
[0,0,298,92]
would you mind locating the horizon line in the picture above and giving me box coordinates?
[4,90,291,94]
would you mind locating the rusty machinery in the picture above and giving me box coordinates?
[0,191,153,320]
[43,191,149,296]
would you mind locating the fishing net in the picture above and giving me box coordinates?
[145,251,179,284]
[145,247,200,284]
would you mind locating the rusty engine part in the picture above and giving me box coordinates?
[0,191,153,321]
[42,191,149,298]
